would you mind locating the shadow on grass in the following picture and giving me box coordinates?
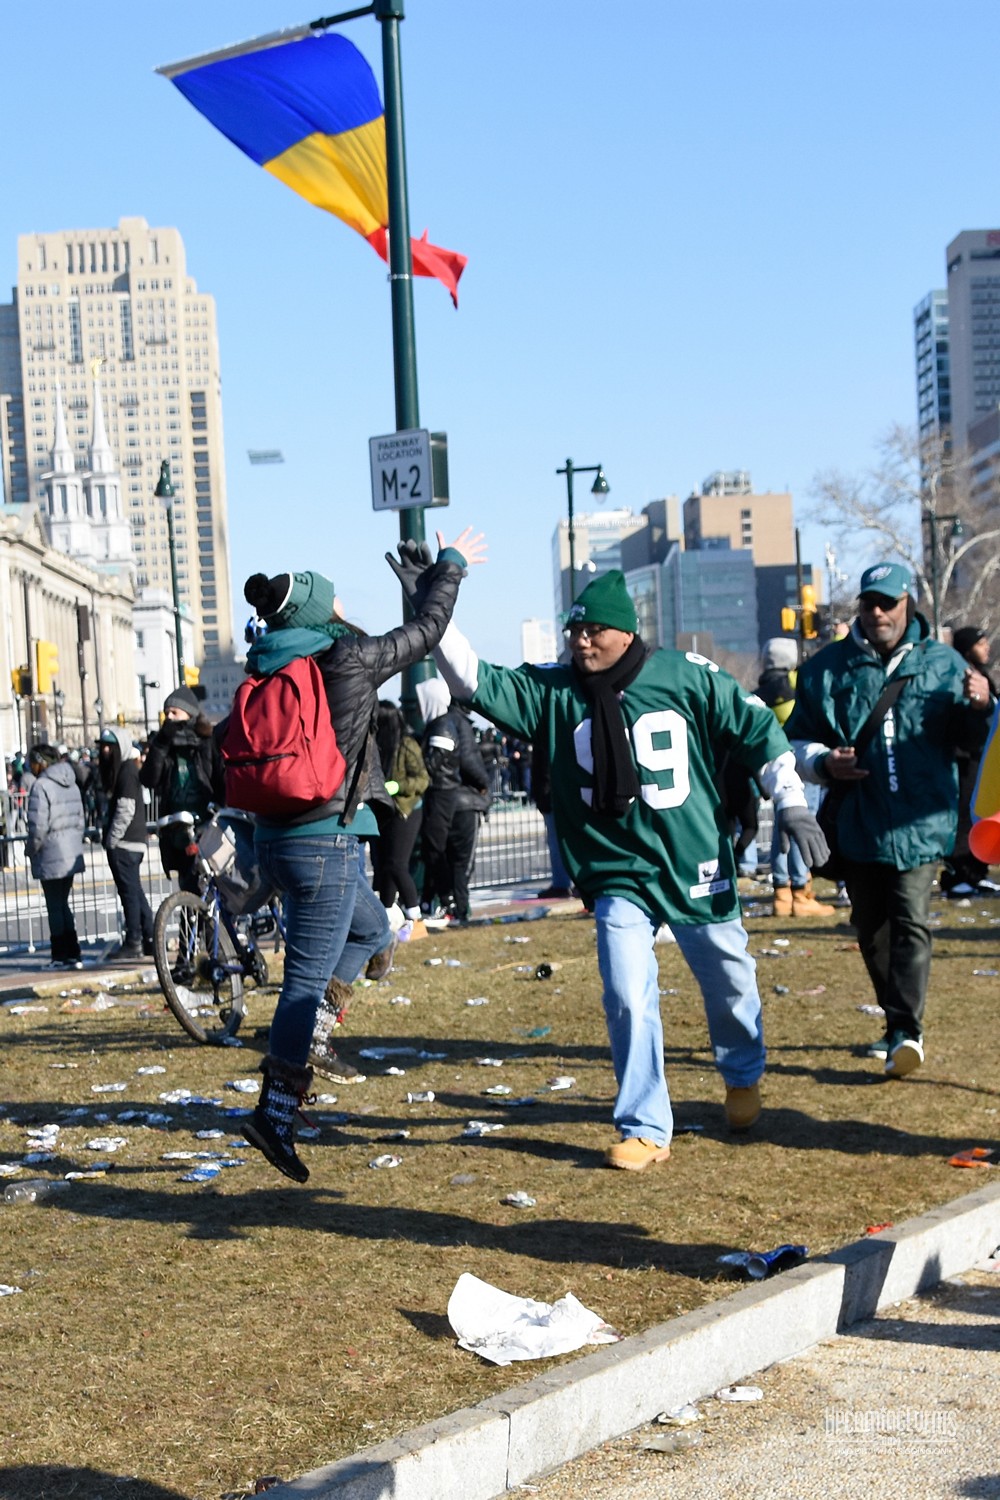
[0,1467,190,1500]
[28,1174,736,1275]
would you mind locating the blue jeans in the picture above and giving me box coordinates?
[256,835,390,1067]
[770,781,820,887]
[595,895,765,1146]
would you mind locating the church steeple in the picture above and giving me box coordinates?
[50,381,75,475]
[89,365,115,475]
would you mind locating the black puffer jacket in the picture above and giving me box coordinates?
[140,715,225,811]
[237,554,465,825]
[423,708,489,807]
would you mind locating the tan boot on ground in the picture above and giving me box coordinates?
[725,1082,762,1131]
[771,884,793,917]
[791,879,836,917]
[606,1137,671,1171]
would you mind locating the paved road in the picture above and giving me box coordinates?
[529,1265,1000,1500]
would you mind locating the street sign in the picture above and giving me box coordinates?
[369,428,449,511]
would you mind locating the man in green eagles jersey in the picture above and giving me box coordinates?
[400,554,828,1171]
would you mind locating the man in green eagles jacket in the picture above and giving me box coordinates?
[786,561,993,1079]
[418,562,828,1171]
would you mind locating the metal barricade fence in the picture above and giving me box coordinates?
[0,789,174,956]
[0,785,775,953]
[470,798,551,891]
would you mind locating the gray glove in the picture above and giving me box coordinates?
[385,539,434,606]
[776,804,830,869]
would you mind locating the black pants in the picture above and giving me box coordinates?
[843,860,935,1041]
[422,790,479,918]
[159,837,202,897]
[370,804,423,911]
[421,788,458,911]
[446,808,480,921]
[42,874,81,962]
[106,846,154,949]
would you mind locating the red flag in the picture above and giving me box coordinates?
[368,227,467,308]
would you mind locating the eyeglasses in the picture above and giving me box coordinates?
[858,594,906,611]
[564,622,610,641]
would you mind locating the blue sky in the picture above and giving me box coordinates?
[3,1,998,665]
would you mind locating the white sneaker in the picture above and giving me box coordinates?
[884,1034,924,1078]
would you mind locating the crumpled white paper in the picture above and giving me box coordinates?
[447,1272,620,1366]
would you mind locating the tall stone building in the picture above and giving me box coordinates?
[0,217,233,663]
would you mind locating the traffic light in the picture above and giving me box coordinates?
[183,665,200,688]
[800,584,818,640]
[780,606,797,633]
[10,666,32,697]
[35,639,59,694]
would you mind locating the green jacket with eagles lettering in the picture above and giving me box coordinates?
[470,650,790,926]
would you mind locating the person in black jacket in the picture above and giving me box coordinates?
[98,726,154,959]
[140,686,225,894]
[942,627,1000,897]
[416,677,490,923]
[234,528,483,1183]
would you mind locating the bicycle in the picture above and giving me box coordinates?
[151,807,283,1045]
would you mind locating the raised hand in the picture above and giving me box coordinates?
[437,527,488,568]
[385,538,434,600]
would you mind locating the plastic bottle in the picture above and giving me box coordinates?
[3,1179,71,1205]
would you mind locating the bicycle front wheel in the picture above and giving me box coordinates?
[153,891,246,1044]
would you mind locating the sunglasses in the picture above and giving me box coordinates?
[564,622,610,641]
[858,594,906,610]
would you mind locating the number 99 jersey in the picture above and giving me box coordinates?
[473,650,790,927]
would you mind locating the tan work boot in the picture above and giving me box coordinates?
[791,880,836,917]
[771,884,793,917]
[606,1137,671,1171]
[725,1082,762,1131]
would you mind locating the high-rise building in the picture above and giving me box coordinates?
[0,217,233,661]
[683,471,794,566]
[913,290,951,444]
[944,229,1000,448]
[552,505,649,619]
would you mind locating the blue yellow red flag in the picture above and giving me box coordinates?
[160,32,466,306]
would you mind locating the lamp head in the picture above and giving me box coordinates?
[154,459,175,502]
[590,468,610,498]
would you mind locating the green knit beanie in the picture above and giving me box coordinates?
[567,570,637,633]
[244,570,337,630]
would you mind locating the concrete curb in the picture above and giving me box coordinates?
[0,964,150,1000]
[263,1179,1000,1499]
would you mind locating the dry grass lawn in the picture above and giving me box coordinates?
[1,887,998,1499]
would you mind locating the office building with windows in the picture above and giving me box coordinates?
[944,229,1000,448]
[0,217,233,662]
[913,290,951,444]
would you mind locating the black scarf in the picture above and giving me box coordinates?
[572,635,648,817]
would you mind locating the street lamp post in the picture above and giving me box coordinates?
[154,459,185,688]
[555,459,610,610]
[139,676,159,739]
[922,509,964,639]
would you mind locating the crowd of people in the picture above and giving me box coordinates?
[4,544,998,1182]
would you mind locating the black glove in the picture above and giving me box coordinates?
[385,539,435,605]
[776,805,830,869]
